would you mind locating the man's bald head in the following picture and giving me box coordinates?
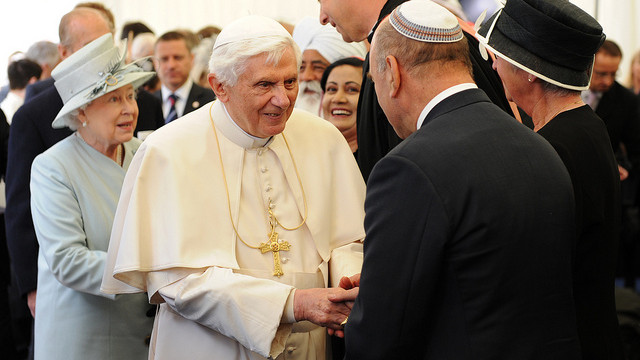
[58,7,112,59]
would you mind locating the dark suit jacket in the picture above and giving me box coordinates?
[595,81,640,167]
[538,106,623,360]
[0,109,9,286]
[154,82,215,122]
[134,89,164,136]
[24,77,54,104]
[346,89,581,359]
[355,0,514,182]
[5,86,71,296]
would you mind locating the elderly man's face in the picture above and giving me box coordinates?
[319,0,371,42]
[154,39,194,92]
[221,47,299,138]
[296,49,329,114]
[300,49,329,82]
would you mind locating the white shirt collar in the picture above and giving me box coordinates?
[217,102,272,149]
[416,83,477,129]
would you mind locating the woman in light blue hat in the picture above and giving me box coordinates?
[30,33,155,360]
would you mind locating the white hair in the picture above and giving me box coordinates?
[208,35,302,86]
[25,41,60,68]
[131,33,157,60]
[67,103,91,131]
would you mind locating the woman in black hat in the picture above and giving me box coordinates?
[478,0,623,359]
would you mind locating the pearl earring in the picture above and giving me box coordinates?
[82,121,87,128]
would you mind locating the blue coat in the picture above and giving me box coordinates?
[30,134,152,359]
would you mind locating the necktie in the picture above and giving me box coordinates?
[166,93,178,123]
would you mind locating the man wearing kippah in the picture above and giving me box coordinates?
[344,1,580,358]
[102,15,364,360]
[318,0,515,182]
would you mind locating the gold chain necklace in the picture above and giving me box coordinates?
[208,103,308,276]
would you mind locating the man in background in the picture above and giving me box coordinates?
[24,41,59,82]
[153,31,215,123]
[0,59,42,124]
[582,40,640,288]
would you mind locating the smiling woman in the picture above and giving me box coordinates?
[320,57,364,154]
[29,33,156,359]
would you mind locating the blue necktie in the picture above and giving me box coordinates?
[166,93,178,123]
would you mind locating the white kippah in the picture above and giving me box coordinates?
[390,0,463,43]
[214,15,291,50]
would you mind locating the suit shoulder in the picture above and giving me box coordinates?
[13,88,62,127]
[191,84,216,99]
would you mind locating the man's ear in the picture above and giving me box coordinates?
[58,43,70,60]
[386,55,401,98]
[208,73,229,102]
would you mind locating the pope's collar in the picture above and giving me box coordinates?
[214,101,273,149]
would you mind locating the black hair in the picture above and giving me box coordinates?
[320,57,364,92]
[8,59,42,90]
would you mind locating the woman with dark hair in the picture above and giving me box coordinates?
[320,57,364,154]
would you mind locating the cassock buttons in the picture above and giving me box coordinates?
[265,186,272,192]
[261,167,268,173]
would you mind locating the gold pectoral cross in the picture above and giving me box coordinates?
[259,208,291,277]
[259,229,290,277]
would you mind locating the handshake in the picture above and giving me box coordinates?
[293,273,361,338]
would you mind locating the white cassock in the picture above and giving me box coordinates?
[101,100,366,360]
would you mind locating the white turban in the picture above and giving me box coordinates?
[292,17,367,64]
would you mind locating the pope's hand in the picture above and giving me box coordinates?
[293,287,355,331]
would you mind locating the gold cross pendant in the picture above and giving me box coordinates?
[259,228,291,277]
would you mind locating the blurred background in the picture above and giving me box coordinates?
[0,0,637,86]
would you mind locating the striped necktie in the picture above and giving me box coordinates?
[166,93,178,123]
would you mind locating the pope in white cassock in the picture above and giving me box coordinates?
[101,15,365,360]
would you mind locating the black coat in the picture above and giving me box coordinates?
[5,86,70,296]
[355,0,514,182]
[346,89,580,359]
[538,106,623,360]
[595,81,640,167]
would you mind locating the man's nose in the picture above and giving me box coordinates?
[299,66,315,82]
[272,86,291,108]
